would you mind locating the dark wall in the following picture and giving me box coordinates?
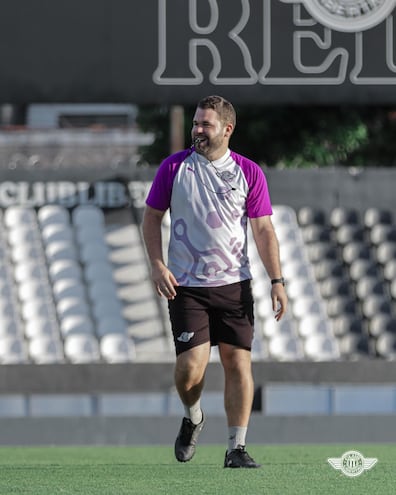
[1,1,396,104]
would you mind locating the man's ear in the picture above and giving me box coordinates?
[224,123,234,138]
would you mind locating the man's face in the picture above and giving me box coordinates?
[191,107,232,160]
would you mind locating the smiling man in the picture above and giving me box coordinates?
[142,95,287,468]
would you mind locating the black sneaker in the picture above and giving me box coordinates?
[224,445,261,468]
[174,414,205,462]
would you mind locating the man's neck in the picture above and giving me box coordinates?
[199,146,229,162]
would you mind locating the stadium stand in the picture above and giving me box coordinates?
[0,200,395,364]
[296,205,396,359]
[242,202,396,361]
[0,202,171,365]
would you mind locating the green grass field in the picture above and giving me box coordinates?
[0,444,394,495]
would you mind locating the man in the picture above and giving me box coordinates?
[142,95,287,468]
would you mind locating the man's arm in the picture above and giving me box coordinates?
[249,215,287,321]
[142,205,178,299]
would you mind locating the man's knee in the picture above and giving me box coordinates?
[175,344,210,383]
[220,344,251,367]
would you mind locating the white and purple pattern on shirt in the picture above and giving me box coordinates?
[146,148,273,287]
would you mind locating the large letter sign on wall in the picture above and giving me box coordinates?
[2,0,396,104]
[259,0,350,85]
[292,0,396,85]
[350,14,396,84]
[152,0,396,96]
[153,0,258,84]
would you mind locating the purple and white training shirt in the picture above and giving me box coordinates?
[146,147,273,287]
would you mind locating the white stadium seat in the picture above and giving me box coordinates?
[60,315,95,338]
[10,244,42,264]
[13,260,43,283]
[3,206,37,228]
[84,261,114,284]
[75,225,106,246]
[21,299,54,321]
[18,279,49,302]
[79,241,109,264]
[49,259,83,283]
[304,334,341,361]
[41,223,74,245]
[298,315,334,339]
[92,298,123,321]
[261,317,297,339]
[0,336,28,364]
[7,226,39,246]
[268,334,305,361]
[56,297,91,320]
[37,205,70,227]
[72,205,105,228]
[45,241,78,263]
[53,278,86,302]
[96,315,128,339]
[0,315,23,339]
[29,336,65,364]
[100,333,136,363]
[63,334,101,363]
[87,280,119,303]
[24,317,59,340]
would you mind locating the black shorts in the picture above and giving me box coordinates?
[168,279,254,355]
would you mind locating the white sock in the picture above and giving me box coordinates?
[228,426,247,453]
[184,400,203,425]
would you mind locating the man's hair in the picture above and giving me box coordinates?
[197,95,236,128]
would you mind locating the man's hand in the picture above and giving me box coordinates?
[152,262,179,300]
[271,284,288,321]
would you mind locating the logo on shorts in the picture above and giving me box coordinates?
[328,450,378,477]
[177,332,195,343]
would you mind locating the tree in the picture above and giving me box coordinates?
[136,104,396,167]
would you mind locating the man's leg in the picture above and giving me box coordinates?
[174,342,211,409]
[174,342,210,462]
[219,342,260,468]
[219,342,253,427]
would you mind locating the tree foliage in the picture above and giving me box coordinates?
[136,104,396,167]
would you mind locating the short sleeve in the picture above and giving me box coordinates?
[231,152,273,218]
[145,149,190,211]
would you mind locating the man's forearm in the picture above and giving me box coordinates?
[250,217,283,280]
[258,229,283,280]
[142,209,165,268]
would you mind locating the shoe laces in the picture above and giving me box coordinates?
[233,445,253,461]
[180,418,195,443]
